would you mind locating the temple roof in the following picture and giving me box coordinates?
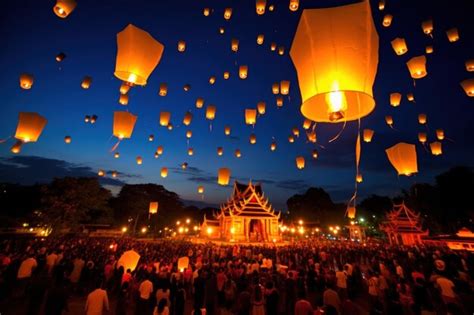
[217,181,280,219]
[380,202,427,234]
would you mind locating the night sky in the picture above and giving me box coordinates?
[1,0,473,210]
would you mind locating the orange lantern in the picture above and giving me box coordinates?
[186,130,192,139]
[98,170,105,177]
[245,109,257,125]
[289,0,299,11]
[257,101,266,115]
[288,135,295,143]
[347,206,356,219]
[239,65,248,79]
[390,93,402,107]
[167,123,173,131]
[119,94,129,105]
[81,76,92,89]
[231,38,239,52]
[149,202,158,214]
[223,71,230,80]
[224,126,231,136]
[224,8,233,20]
[312,149,318,159]
[206,106,216,120]
[120,82,130,95]
[209,76,216,85]
[425,46,433,54]
[112,171,118,178]
[203,8,210,16]
[196,97,204,108]
[407,93,415,102]
[148,135,154,142]
[269,5,274,11]
[270,42,277,51]
[270,142,277,151]
[114,152,120,159]
[465,59,474,72]
[256,0,266,15]
[219,27,225,34]
[460,79,474,97]
[183,84,191,92]
[272,83,280,95]
[159,83,168,96]
[234,149,241,158]
[422,19,433,35]
[218,168,231,186]
[161,167,168,178]
[430,142,442,156]
[436,129,445,141]
[378,0,385,10]
[385,115,393,126]
[446,28,459,42]
[418,132,427,144]
[292,127,300,137]
[19,74,34,89]
[306,130,317,143]
[356,174,363,183]
[64,136,71,144]
[183,112,193,126]
[257,34,264,45]
[249,134,257,144]
[14,112,47,146]
[90,115,97,124]
[160,112,171,127]
[390,38,408,56]
[276,97,283,108]
[385,142,418,176]
[53,0,76,18]
[136,156,143,165]
[295,156,305,169]
[114,24,164,86]
[382,14,393,27]
[406,56,427,79]
[278,46,285,55]
[156,146,164,155]
[302,119,312,130]
[280,81,290,95]
[113,111,137,140]
[418,113,427,125]
[363,129,374,142]
[56,52,66,62]
[198,186,204,194]
[188,148,194,156]
[290,1,379,123]
[217,147,224,156]
[177,40,186,52]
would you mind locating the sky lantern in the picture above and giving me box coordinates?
[19,74,34,90]
[223,71,230,80]
[183,84,191,92]
[114,152,120,159]
[465,60,474,72]
[382,14,393,27]
[418,132,427,144]
[306,130,317,143]
[218,168,231,186]
[196,97,204,108]
[363,129,374,142]
[385,115,394,127]
[257,101,266,115]
[446,28,459,42]
[224,8,233,20]
[217,147,223,156]
[113,111,137,140]
[289,0,299,11]
[249,134,257,144]
[239,65,248,79]
[186,130,192,139]
[161,167,168,178]
[224,126,231,136]
[290,2,378,123]
[278,46,285,56]
[149,202,158,214]
[56,52,66,62]
[159,83,168,96]
[206,106,216,120]
[114,24,164,86]
[272,83,279,94]
[460,79,474,97]
[167,123,173,131]
[120,82,130,95]
[406,56,427,79]
[148,134,154,141]
[177,40,186,52]
[356,174,363,183]
[269,5,274,11]
[270,42,277,51]
[112,171,118,178]
[198,186,204,194]
[257,34,264,45]
[378,0,385,10]
[312,149,318,159]
[181,162,187,169]
[231,39,239,52]
[386,142,418,176]
[256,0,266,15]
[119,94,129,105]
[302,119,312,130]
[407,93,415,102]
[418,113,427,125]
[12,112,47,153]
[295,156,305,169]
[183,112,193,126]
[280,81,290,95]
[136,156,143,165]
[156,146,163,155]
[292,127,300,137]
[422,20,434,36]
[235,149,242,158]
[219,27,225,34]
[430,142,442,155]
[288,135,295,143]
[390,38,408,56]
[209,76,216,85]
[117,250,140,272]
[276,97,283,108]
[270,141,277,151]
[390,93,402,107]
[90,115,98,124]
[81,76,92,89]
[159,112,171,127]
[245,109,257,125]
[53,0,76,18]
[98,170,105,177]
[203,8,210,16]
[425,46,433,54]
[347,206,356,219]
[187,148,194,156]
[436,129,445,140]
[64,136,71,144]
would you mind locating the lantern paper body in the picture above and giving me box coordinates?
[422,20,433,35]
[119,94,129,106]
[149,202,158,214]
[276,97,283,108]
[231,39,239,52]
[385,142,418,176]
[296,156,305,169]
[19,74,34,89]
[385,115,393,126]
[235,149,241,158]
[184,83,192,92]
[136,156,143,165]
[406,56,427,79]
[418,114,427,125]
[224,126,231,136]
[15,112,47,143]
[391,38,408,56]
[312,149,318,159]
[161,167,168,178]
[272,83,280,94]
[206,106,216,120]
[363,129,374,142]
[98,170,105,177]
[219,27,225,34]
[209,76,216,85]
[425,46,433,54]
[177,40,186,52]
[112,171,118,178]
[446,28,459,42]
[245,109,257,125]
[178,257,189,272]
[239,65,248,79]
[465,60,474,72]
[356,174,363,183]
[407,93,415,102]
[159,83,168,96]
[378,0,385,10]
[217,147,223,156]
[203,8,210,16]
[218,168,231,186]
[257,34,264,45]
[183,112,193,126]
[256,0,266,15]
[280,81,290,95]
[114,24,164,86]
[198,186,204,194]
[156,146,164,155]
[290,2,379,123]
[224,8,233,20]
[303,119,312,130]
[390,93,402,107]
[148,135,154,141]
[347,207,356,219]
[257,102,266,115]
[270,142,277,151]
[117,250,140,272]
[382,14,393,27]
[186,130,192,139]
[460,79,474,97]
[223,72,230,80]
[288,135,295,143]
[436,129,445,140]
[430,142,442,155]
[64,136,71,144]
[113,111,137,139]
[289,0,299,11]
[120,82,130,95]
[56,52,66,62]
[81,76,92,89]
[307,131,317,143]
[278,46,285,56]
[270,42,277,51]
[249,134,257,144]
[292,127,300,137]
[53,0,76,18]
[160,112,171,126]
[196,97,204,108]
[418,132,427,144]
[114,152,120,158]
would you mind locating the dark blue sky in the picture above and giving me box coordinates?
[1,0,473,210]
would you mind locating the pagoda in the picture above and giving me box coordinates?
[380,202,428,246]
[201,181,281,242]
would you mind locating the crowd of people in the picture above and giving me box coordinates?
[0,236,473,315]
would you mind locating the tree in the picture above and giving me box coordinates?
[39,177,112,232]
[357,194,393,237]
[286,187,337,224]
[0,183,41,226]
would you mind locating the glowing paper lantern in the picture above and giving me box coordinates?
[19,74,34,89]
[224,8,233,20]
[159,112,171,127]
[98,170,105,177]
[156,146,164,155]
[280,81,290,95]
[356,174,363,183]
[234,149,241,158]
[64,136,71,144]
[302,119,312,130]
[422,20,433,35]
[224,126,231,136]
[290,2,379,123]
[119,94,129,105]
[347,207,356,219]
[181,162,187,170]
[312,149,318,159]
[391,38,408,55]
[249,134,257,144]
[256,0,266,15]
[120,82,130,95]
[209,76,216,85]
[113,111,137,140]
[167,124,173,131]
[270,142,277,151]
[378,0,385,10]
[385,115,393,126]
[161,167,168,178]
[269,5,274,11]
[196,97,204,108]
[446,28,459,42]
[14,112,47,144]
[425,46,433,54]
[203,8,210,16]
[114,152,120,158]
[177,40,186,52]
[270,42,277,51]
[118,250,140,272]
[363,129,374,142]
[112,171,118,178]
[245,109,257,125]
[430,142,442,155]
[390,93,402,107]
[231,39,239,52]
[136,156,143,165]
[436,129,445,140]
[289,0,299,11]
[186,130,192,139]
[295,156,305,169]
[257,102,266,115]
[239,65,248,79]
[90,115,97,124]
[272,83,280,95]
[276,97,283,108]
[53,0,76,18]
[114,24,164,86]
[223,72,230,80]
[407,93,415,102]
[406,56,427,79]
[56,52,66,62]
[306,131,316,143]
[183,112,193,126]
[178,257,189,272]
[465,60,474,72]
[218,168,231,186]
[198,186,204,194]
[215,147,224,157]
[219,27,225,34]
[292,127,300,137]
[159,83,168,96]
[460,79,474,97]
[81,76,92,89]
[382,14,393,27]
[148,135,154,141]
[187,148,194,156]
[149,202,158,214]
[418,132,427,144]
[288,135,295,143]
[418,113,427,125]
[385,142,418,176]
[206,106,216,120]
[257,34,264,45]
[278,46,285,55]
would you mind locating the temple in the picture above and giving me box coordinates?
[380,202,428,246]
[200,181,281,242]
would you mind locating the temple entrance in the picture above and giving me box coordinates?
[249,219,265,242]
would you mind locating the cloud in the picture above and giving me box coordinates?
[275,179,310,192]
[170,166,205,176]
